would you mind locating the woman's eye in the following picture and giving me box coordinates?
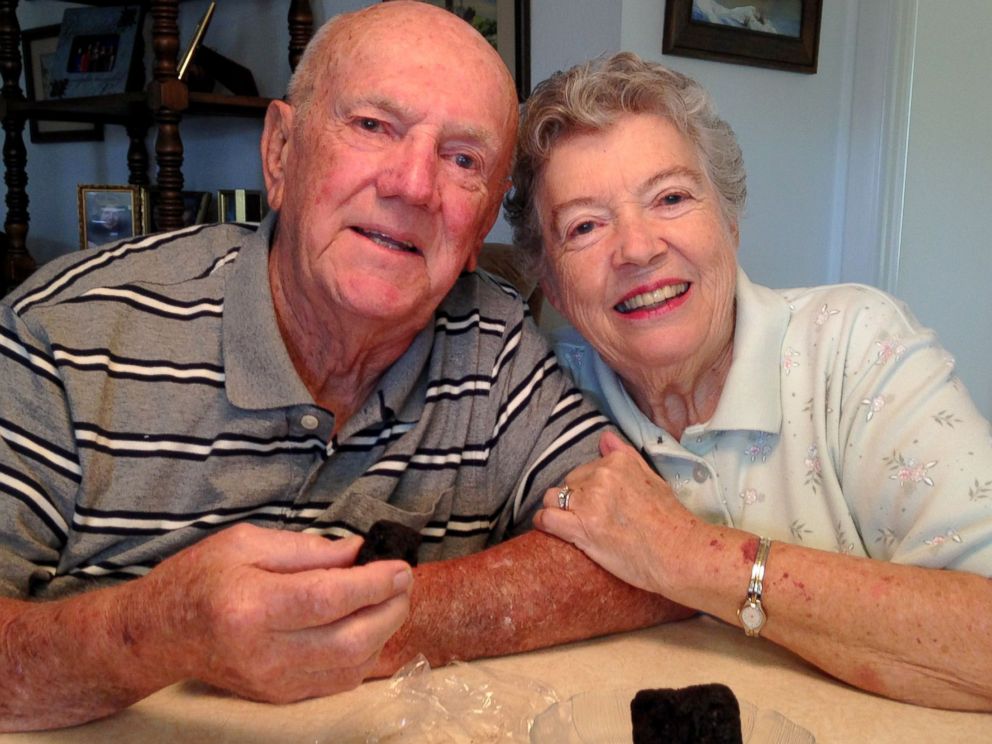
[569,221,596,238]
[660,193,686,206]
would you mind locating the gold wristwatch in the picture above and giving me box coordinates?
[738,536,771,637]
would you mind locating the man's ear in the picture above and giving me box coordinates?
[463,242,484,272]
[260,100,295,212]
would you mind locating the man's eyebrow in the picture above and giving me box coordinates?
[344,96,497,150]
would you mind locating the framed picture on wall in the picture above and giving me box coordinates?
[77,185,142,250]
[140,188,212,233]
[48,5,145,99]
[388,0,531,99]
[21,24,104,143]
[216,189,268,224]
[663,0,823,74]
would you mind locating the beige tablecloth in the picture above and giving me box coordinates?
[3,615,989,743]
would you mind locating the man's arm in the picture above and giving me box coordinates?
[373,529,694,674]
[0,526,412,732]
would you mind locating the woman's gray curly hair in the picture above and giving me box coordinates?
[504,52,747,259]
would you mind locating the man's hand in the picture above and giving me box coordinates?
[1,524,413,731]
[143,524,413,703]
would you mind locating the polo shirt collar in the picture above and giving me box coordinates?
[224,213,313,410]
[592,268,788,443]
[707,268,789,434]
[222,214,436,427]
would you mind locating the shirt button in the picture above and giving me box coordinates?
[692,463,709,483]
[301,414,320,430]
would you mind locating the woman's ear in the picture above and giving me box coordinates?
[260,100,295,211]
[539,270,563,314]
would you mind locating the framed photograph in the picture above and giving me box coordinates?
[77,185,142,250]
[48,5,145,99]
[141,188,211,233]
[396,0,530,100]
[216,189,268,224]
[21,24,104,143]
[663,0,822,74]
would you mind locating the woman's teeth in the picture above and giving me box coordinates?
[615,283,688,313]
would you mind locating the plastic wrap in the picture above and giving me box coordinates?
[335,654,560,743]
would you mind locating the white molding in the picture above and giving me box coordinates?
[839,0,917,292]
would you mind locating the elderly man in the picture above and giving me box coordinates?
[0,2,684,732]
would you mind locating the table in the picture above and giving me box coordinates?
[2,615,989,743]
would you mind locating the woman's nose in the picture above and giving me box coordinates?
[615,215,666,267]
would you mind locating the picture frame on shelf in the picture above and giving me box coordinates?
[663,0,822,74]
[21,24,104,143]
[141,188,212,233]
[216,189,268,224]
[77,184,142,250]
[48,5,145,99]
[400,0,530,99]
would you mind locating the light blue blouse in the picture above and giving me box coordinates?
[554,269,992,575]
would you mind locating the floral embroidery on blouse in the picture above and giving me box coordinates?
[931,410,963,428]
[884,452,937,491]
[671,472,691,500]
[739,487,765,506]
[782,348,801,375]
[969,479,992,501]
[874,336,907,366]
[860,394,889,422]
[744,433,772,462]
[834,521,856,554]
[804,443,822,491]
[925,529,963,549]
[875,528,898,548]
[814,303,840,328]
[790,519,813,542]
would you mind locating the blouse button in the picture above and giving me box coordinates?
[301,414,320,431]
[692,463,710,483]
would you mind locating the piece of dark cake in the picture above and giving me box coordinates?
[354,520,422,567]
[630,683,743,744]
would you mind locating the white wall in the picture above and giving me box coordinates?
[11,1,991,418]
[16,0,857,286]
[890,0,992,416]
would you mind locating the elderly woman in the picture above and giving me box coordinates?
[505,52,992,711]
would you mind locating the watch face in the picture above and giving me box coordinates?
[740,601,765,630]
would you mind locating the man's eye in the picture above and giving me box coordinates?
[358,118,382,132]
[454,153,477,170]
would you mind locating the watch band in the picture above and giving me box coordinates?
[738,536,771,637]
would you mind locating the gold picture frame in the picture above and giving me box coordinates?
[77,184,143,250]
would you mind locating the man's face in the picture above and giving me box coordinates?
[264,13,516,334]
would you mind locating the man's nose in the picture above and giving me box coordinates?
[378,136,441,209]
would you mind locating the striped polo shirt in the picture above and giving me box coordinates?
[0,216,608,599]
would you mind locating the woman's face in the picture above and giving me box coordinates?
[537,113,739,381]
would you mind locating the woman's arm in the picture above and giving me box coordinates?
[536,431,992,711]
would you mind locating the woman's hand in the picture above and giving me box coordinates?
[534,430,700,596]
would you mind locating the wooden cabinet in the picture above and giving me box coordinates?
[0,0,315,293]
